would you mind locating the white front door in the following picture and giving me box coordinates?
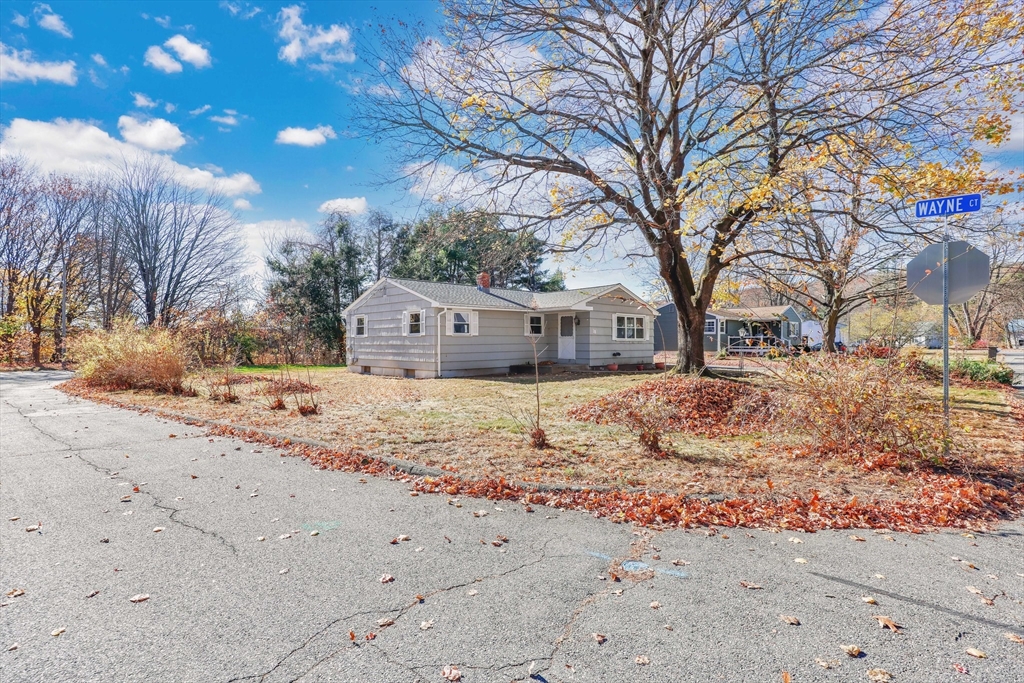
[558,315,575,361]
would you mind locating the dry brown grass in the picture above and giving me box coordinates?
[78,367,1022,502]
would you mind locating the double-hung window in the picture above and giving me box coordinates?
[615,315,646,340]
[524,314,543,337]
[402,310,426,336]
[353,315,367,337]
[704,319,717,334]
[452,311,471,335]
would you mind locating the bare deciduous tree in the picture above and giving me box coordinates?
[361,0,1022,371]
[113,159,243,326]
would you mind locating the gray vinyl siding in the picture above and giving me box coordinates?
[583,288,655,365]
[347,286,436,376]
[439,310,557,375]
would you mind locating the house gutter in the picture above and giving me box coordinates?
[436,308,448,378]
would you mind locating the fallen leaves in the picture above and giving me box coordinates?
[420,620,435,631]
[6,589,25,598]
[152,527,164,533]
[24,525,40,532]
[872,615,901,633]
[129,594,150,603]
[86,591,99,598]
[788,537,804,544]
[441,665,462,681]
[7,643,18,651]
[794,558,808,564]
[51,627,65,637]
[952,662,969,674]
[592,633,607,644]
[635,655,650,665]
[739,581,763,590]
[779,615,800,625]
[965,648,986,658]
[850,535,866,542]
[278,534,291,540]
[862,596,878,605]
[815,658,832,669]
[841,645,862,657]
[671,559,690,566]
[966,586,983,595]
[377,618,395,627]
[472,510,488,518]
[649,601,661,610]
[379,574,394,584]
[867,669,892,682]
[782,673,792,683]
[1006,632,1024,644]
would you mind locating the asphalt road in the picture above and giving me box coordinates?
[2,371,1023,683]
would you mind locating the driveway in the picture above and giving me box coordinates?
[2,372,1022,682]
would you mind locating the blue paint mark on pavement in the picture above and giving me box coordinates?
[586,550,689,579]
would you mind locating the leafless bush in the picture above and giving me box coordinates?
[72,320,193,393]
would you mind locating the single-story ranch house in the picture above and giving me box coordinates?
[343,275,658,378]
[654,303,803,354]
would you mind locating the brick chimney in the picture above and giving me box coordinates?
[476,272,491,292]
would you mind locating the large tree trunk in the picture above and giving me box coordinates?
[654,242,715,373]
[29,325,42,366]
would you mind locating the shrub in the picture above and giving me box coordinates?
[853,343,896,359]
[72,321,193,393]
[769,354,947,465]
[950,358,1014,385]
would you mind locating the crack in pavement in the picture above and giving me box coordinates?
[229,541,558,683]
[808,571,1024,631]
[7,402,75,451]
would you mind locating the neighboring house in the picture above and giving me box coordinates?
[800,319,845,347]
[909,322,943,349]
[1006,320,1024,349]
[654,303,802,354]
[705,305,803,353]
[343,274,658,378]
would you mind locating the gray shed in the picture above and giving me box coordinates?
[342,276,658,378]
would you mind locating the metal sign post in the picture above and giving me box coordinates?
[906,193,988,456]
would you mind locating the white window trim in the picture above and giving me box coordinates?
[524,313,544,337]
[704,319,716,334]
[402,309,426,336]
[446,309,478,336]
[718,319,726,334]
[353,315,367,337]
[613,314,649,341]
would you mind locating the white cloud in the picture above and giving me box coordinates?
[164,103,176,113]
[276,5,354,69]
[1,118,261,197]
[318,197,367,214]
[11,12,29,28]
[164,34,211,69]
[224,108,237,115]
[221,1,262,20]
[34,3,71,38]
[132,92,157,108]
[91,53,108,67]
[275,124,336,147]
[210,114,238,126]
[233,198,252,210]
[0,43,76,85]
[189,104,211,115]
[144,45,182,73]
[154,15,171,28]
[117,115,186,152]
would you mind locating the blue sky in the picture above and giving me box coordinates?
[1,2,1020,296]
[0,0,655,292]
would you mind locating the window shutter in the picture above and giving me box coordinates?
[402,311,409,336]
[419,309,426,335]
[643,316,650,340]
[470,311,479,336]
[524,313,531,336]
[611,315,618,340]
[445,311,453,336]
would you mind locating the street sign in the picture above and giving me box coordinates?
[906,241,990,305]
[914,193,982,218]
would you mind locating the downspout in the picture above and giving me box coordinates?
[437,308,448,378]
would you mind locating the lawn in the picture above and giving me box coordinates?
[62,367,1023,507]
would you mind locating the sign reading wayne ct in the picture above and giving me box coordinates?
[914,193,982,218]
